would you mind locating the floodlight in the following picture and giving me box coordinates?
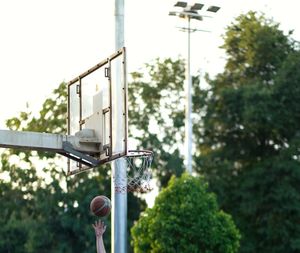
[207,6,220,13]
[174,1,187,8]
[191,3,204,10]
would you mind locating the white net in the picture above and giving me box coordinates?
[114,150,154,193]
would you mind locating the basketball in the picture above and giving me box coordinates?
[90,195,111,217]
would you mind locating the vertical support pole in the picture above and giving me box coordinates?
[78,77,83,171]
[67,83,71,172]
[79,78,82,131]
[112,0,127,253]
[185,16,193,174]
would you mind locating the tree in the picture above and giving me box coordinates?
[0,82,146,252]
[197,11,300,252]
[131,173,240,253]
[129,58,203,187]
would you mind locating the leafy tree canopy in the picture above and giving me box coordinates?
[197,11,300,252]
[131,173,240,253]
[129,57,203,187]
[221,11,294,84]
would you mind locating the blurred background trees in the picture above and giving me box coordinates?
[129,58,186,187]
[197,12,300,253]
[129,11,300,253]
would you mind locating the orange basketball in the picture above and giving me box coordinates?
[90,195,111,217]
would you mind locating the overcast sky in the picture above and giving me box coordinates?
[0,0,299,129]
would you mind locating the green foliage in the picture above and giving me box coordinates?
[0,82,146,252]
[6,82,67,134]
[221,11,293,84]
[129,58,202,187]
[197,12,300,252]
[131,173,240,253]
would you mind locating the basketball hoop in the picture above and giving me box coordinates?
[114,150,154,193]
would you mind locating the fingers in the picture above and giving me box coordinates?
[92,220,106,228]
[98,220,105,228]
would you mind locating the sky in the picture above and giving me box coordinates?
[1,0,300,130]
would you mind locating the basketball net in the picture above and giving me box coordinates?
[113,150,154,193]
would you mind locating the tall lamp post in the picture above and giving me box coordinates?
[169,1,220,174]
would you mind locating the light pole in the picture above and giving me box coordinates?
[169,1,220,174]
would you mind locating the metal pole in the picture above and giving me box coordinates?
[112,0,127,253]
[185,16,193,174]
[169,2,221,174]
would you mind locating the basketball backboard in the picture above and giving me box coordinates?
[67,48,128,175]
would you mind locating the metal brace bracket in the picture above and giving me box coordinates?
[59,141,100,167]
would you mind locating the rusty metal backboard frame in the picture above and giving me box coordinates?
[67,47,128,175]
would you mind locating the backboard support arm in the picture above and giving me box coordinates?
[0,129,101,172]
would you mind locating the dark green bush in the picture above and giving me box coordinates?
[131,173,240,253]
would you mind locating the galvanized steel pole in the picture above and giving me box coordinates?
[185,16,193,174]
[112,0,127,253]
[169,2,221,175]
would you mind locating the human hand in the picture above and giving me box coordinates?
[92,220,107,237]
